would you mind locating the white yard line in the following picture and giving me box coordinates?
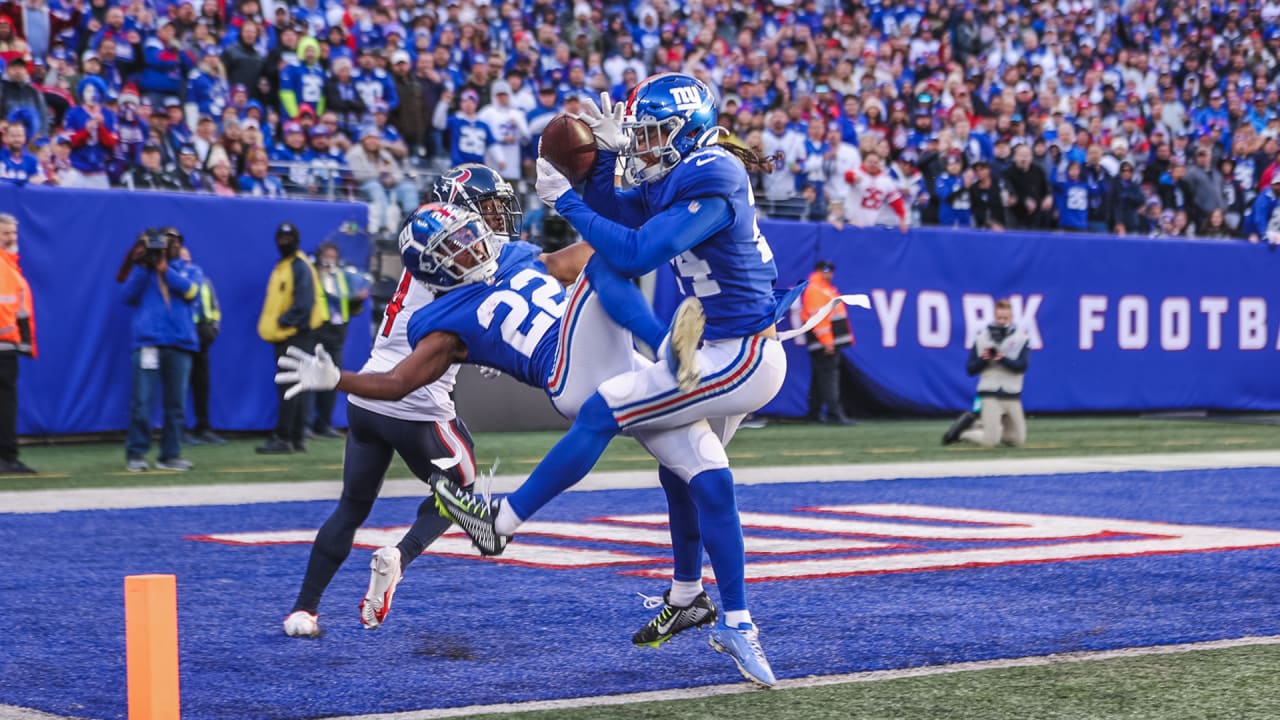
[4,450,1280,514]
[315,634,1280,720]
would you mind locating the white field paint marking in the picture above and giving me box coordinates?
[7,451,1280,514]
[4,635,1279,720]
[195,504,1280,579]
[305,635,1280,720]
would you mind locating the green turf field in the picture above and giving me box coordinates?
[5,415,1276,491]
[459,643,1280,720]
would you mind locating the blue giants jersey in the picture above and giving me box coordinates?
[405,241,565,388]
[638,146,779,340]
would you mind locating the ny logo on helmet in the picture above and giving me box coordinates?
[671,86,703,111]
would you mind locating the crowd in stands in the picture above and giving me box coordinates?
[1,0,1280,240]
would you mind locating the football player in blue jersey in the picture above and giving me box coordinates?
[429,73,806,687]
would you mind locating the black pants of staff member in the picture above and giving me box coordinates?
[807,349,849,423]
[190,339,213,434]
[0,351,18,463]
[273,331,314,447]
[290,404,475,615]
[310,323,348,434]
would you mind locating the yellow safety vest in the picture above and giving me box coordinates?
[258,251,329,342]
[197,279,221,324]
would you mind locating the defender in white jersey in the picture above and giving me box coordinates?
[282,267,477,639]
[283,166,526,639]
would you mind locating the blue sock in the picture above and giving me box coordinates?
[585,255,667,352]
[659,466,704,582]
[505,393,620,521]
[687,467,747,613]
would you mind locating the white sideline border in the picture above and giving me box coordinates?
[3,450,1280,514]
[7,635,1276,720]
[315,634,1280,720]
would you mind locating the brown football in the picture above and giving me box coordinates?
[540,114,598,184]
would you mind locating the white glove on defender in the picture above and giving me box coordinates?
[275,344,340,400]
[535,158,571,205]
[572,92,628,153]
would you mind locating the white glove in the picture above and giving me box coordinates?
[536,157,571,205]
[478,365,503,380]
[275,344,340,400]
[573,92,627,153]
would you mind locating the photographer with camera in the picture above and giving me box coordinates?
[119,227,200,472]
[943,299,1030,448]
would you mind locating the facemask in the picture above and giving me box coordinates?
[277,239,298,257]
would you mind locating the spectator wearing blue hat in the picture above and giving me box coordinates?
[435,87,493,167]
[270,120,311,194]
[304,123,346,196]
[62,75,116,188]
[173,143,211,192]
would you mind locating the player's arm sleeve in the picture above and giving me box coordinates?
[580,150,646,225]
[554,192,732,276]
[338,330,460,400]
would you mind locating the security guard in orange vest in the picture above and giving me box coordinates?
[257,222,328,453]
[802,259,854,425]
[0,214,35,474]
[309,241,368,438]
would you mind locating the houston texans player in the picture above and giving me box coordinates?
[282,166,524,639]
[432,74,801,687]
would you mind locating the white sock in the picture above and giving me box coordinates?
[724,610,752,627]
[494,499,523,536]
[668,579,704,607]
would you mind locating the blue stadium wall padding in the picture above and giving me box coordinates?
[656,221,1280,415]
[10,184,368,435]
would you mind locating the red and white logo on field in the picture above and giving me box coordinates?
[190,504,1280,582]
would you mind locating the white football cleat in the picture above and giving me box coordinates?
[665,296,705,392]
[359,546,403,630]
[283,610,320,638]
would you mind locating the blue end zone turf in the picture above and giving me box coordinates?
[4,467,1280,719]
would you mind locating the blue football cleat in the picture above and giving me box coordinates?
[709,619,776,687]
[664,296,705,392]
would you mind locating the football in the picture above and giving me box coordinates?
[540,114,598,184]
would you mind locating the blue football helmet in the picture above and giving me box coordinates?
[431,163,523,237]
[621,73,719,184]
[399,202,500,292]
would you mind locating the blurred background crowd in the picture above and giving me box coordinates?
[1,0,1280,240]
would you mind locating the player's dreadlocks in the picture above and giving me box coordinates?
[719,141,777,174]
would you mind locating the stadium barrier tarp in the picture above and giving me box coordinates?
[13,185,368,436]
[656,222,1280,415]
